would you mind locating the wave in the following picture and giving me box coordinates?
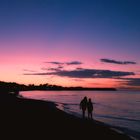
[136,101,140,102]
[54,101,140,123]
[96,114,140,123]
[53,101,97,106]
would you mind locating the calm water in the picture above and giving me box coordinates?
[20,90,140,139]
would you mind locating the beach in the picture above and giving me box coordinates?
[0,91,133,140]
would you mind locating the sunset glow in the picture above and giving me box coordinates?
[0,0,140,89]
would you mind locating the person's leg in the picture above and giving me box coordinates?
[91,112,92,119]
[89,112,92,119]
[83,110,85,118]
[89,113,91,119]
[88,112,89,119]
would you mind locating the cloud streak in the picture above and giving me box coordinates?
[45,61,83,66]
[65,61,83,65]
[101,58,137,65]
[24,68,135,79]
[23,69,37,72]
[117,78,140,87]
[41,65,64,72]
[126,78,140,86]
[46,62,64,65]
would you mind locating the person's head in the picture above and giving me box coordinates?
[84,96,87,100]
[89,98,91,102]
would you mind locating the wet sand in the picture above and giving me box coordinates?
[0,92,133,140]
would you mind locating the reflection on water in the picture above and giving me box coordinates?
[20,90,140,136]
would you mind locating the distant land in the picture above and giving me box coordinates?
[0,81,116,92]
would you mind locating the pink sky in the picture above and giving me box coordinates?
[0,39,140,89]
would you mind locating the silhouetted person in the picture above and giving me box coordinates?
[80,96,87,118]
[87,98,93,119]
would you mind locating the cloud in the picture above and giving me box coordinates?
[117,78,140,87]
[24,68,135,78]
[45,62,64,65]
[47,68,61,71]
[57,66,64,69]
[41,65,64,72]
[23,69,37,72]
[66,61,83,65]
[101,58,137,65]
[41,67,48,71]
[53,69,135,78]
[45,61,82,66]
[72,78,85,81]
[76,67,84,70]
[126,78,140,86]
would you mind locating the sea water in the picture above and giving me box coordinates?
[20,90,140,140]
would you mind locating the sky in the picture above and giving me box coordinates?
[0,0,140,89]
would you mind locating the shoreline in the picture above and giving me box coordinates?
[0,92,133,139]
[55,101,139,140]
[54,101,138,140]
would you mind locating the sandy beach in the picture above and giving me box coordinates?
[0,92,133,140]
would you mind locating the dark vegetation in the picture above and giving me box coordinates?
[0,81,116,92]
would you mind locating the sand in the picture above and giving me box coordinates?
[0,92,133,140]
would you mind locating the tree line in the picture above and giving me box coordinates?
[0,81,116,93]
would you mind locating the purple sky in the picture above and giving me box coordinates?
[0,0,140,89]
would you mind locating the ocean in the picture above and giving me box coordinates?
[20,90,140,140]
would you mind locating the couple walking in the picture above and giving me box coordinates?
[80,97,93,119]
